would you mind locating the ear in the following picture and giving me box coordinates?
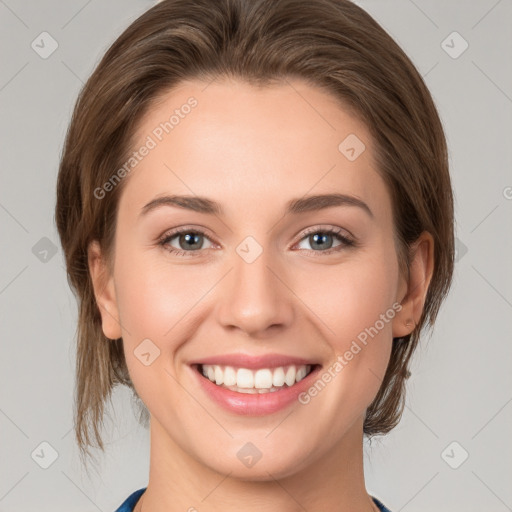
[87,240,122,340]
[392,231,435,339]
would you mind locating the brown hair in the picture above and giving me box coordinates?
[55,0,455,471]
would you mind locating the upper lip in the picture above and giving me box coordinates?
[189,353,320,369]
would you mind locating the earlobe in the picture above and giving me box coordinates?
[87,240,122,340]
[392,231,435,339]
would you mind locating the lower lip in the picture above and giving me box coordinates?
[191,365,321,415]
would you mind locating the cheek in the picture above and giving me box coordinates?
[302,247,398,344]
[299,251,398,414]
[114,245,202,336]
[297,245,399,413]
[113,250,197,397]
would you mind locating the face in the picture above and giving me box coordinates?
[90,77,419,480]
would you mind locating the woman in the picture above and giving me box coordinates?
[55,0,455,511]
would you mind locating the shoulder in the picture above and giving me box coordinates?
[372,495,393,512]
[114,489,391,512]
[113,487,146,512]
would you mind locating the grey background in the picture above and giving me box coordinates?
[1,0,511,511]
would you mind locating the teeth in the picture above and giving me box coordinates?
[200,364,312,392]
[223,366,237,386]
[272,367,285,387]
[296,366,307,382]
[237,368,254,388]
[285,366,296,386]
[254,369,273,389]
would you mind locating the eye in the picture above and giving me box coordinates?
[294,226,355,255]
[158,225,356,258]
[159,227,215,257]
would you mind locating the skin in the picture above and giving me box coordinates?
[88,77,434,512]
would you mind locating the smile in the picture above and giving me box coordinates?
[199,363,314,394]
[189,354,322,415]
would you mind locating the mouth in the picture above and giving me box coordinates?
[194,363,318,394]
[189,355,322,415]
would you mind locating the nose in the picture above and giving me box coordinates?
[216,245,294,337]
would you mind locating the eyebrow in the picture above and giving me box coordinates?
[139,193,374,219]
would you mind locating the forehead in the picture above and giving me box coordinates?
[119,77,392,225]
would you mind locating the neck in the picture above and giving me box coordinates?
[138,415,379,512]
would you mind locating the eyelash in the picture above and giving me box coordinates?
[157,225,356,258]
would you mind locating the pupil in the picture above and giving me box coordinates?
[311,233,333,250]
[181,232,202,250]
